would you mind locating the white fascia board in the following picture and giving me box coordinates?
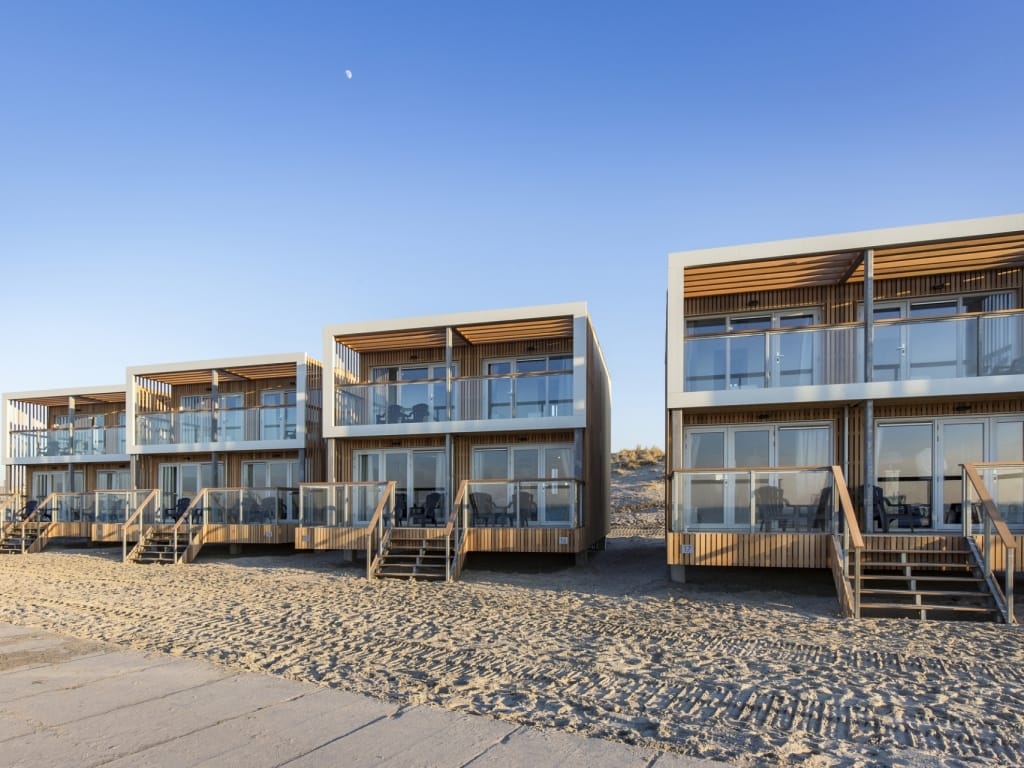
[3,384,127,402]
[668,213,1024,268]
[666,259,686,395]
[127,351,312,377]
[667,375,1024,409]
[324,302,589,338]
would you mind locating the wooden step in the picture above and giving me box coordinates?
[859,602,996,615]
[860,588,989,599]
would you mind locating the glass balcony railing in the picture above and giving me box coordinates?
[136,405,297,447]
[462,478,583,528]
[670,468,837,533]
[7,426,127,459]
[198,486,299,524]
[335,372,574,426]
[683,309,1024,392]
[298,482,393,527]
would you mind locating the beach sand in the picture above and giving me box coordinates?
[1,531,1021,767]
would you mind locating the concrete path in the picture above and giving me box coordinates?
[0,623,728,767]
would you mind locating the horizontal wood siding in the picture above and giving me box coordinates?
[667,532,830,568]
[294,526,368,550]
[466,527,582,553]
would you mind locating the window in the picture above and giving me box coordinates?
[685,310,819,391]
[472,443,576,525]
[371,364,454,422]
[354,449,447,523]
[484,355,572,419]
[866,292,1017,381]
[261,390,297,440]
[180,393,244,442]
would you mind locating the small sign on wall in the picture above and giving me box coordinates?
[558,536,569,545]
[681,543,694,554]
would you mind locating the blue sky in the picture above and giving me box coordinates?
[2,1,1023,457]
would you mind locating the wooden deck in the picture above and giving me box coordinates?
[668,531,1024,573]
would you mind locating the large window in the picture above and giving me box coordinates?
[354,449,447,523]
[868,292,1016,381]
[31,470,84,500]
[472,443,575,525]
[485,355,572,419]
[158,461,223,512]
[371,364,453,422]
[681,424,832,529]
[685,310,819,391]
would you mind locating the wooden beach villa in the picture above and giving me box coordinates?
[666,214,1023,622]
[298,303,612,581]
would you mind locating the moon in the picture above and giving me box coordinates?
[345,69,353,79]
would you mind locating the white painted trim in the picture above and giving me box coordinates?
[668,213,1024,268]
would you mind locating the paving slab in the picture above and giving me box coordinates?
[0,623,731,768]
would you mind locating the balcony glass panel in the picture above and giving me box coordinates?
[465,478,583,528]
[136,405,301,446]
[298,482,390,526]
[7,426,127,459]
[671,468,836,533]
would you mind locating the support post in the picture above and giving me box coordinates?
[863,248,875,531]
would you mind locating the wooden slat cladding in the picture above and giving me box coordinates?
[466,527,582,553]
[202,524,295,545]
[584,321,612,549]
[294,526,368,550]
[46,522,92,539]
[972,534,1024,573]
[92,524,130,543]
[668,532,830,568]
[684,268,1021,321]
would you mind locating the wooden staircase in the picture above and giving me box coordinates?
[856,536,1000,621]
[0,523,47,555]
[130,529,190,564]
[375,531,449,581]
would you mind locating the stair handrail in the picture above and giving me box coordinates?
[366,481,397,579]
[830,467,864,618]
[962,463,1017,624]
[169,491,208,564]
[443,481,471,582]
[15,492,59,554]
[122,489,160,562]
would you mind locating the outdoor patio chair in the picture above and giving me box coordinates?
[755,485,789,531]
[469,492,494,526]
[164,497,191,523]
[258,495,279,522]
[409,403,430,422]
[517,491,538,526]
[421,491,444,525]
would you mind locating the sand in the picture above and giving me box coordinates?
[1,533,1021,767]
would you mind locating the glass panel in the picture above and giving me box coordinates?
[876,424,932,529]
[775,314,816,386]
[547,355,573,416]
[777,426,832,508]
[873,306,904,381]
[684,336,726,391]
[487,362,512,419]
[941,422,984,526]
[733,430,769,527]
[473,448,508,480]
[542,447,573,523]
[994,421,1024,524]
[411,451,446,522]
[729,317,768,389]
[908,316,962,379]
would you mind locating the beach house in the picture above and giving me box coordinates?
[123,352,324,562]
[298,303,611,580]
[666,214,1023,621]
[2,385,130,551]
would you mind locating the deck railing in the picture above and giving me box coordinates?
[298,482,394,527]
[669,467,836,533]
[463,478,583,528]
[1,492,25,525]
[962,463,1017,624]
[7,426,127,458]
[830,469,864,619]
[334,370,574,426]
[135,404,297,447]
[366,481,397,579]
[121,489,161,561]
[197,486,299,524]
[683,308,1024,392]
[446,482,472,581]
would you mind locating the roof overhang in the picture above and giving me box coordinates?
[672,213,1024,299]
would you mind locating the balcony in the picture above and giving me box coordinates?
[7,426,127,460]
[682,309,1024,394]
[135,405,297,448]
[334,371,574,427]
[462,478,584,528]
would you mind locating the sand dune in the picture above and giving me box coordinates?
[1,536,1021,767]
